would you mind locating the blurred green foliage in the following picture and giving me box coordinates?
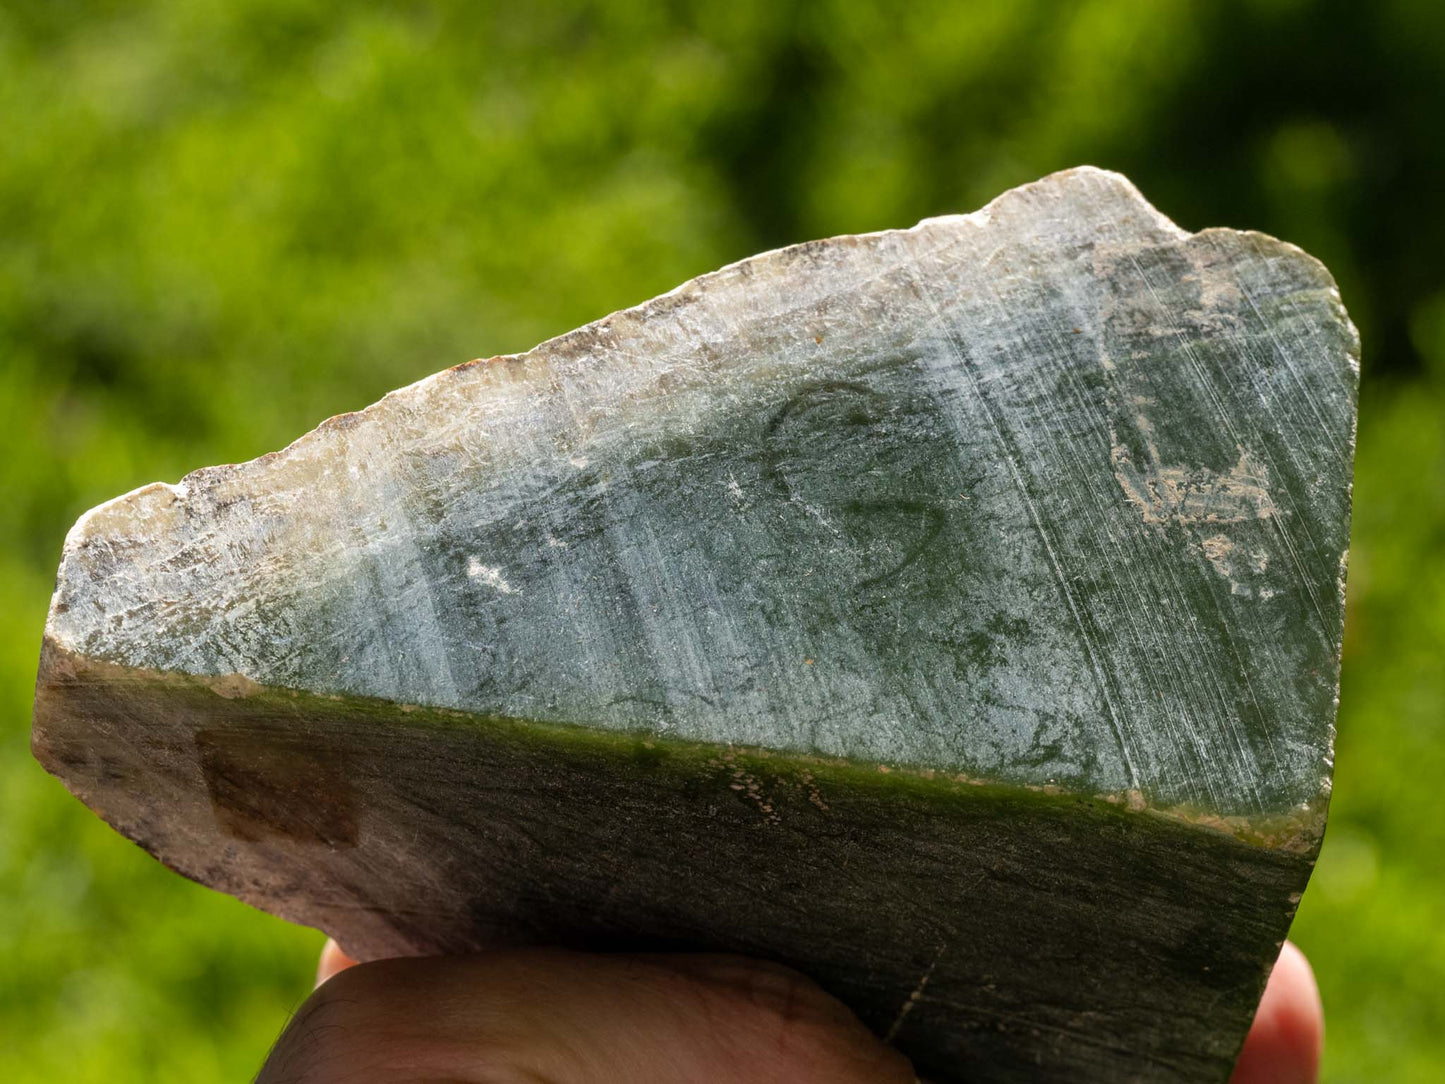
[2,1,1442,1079]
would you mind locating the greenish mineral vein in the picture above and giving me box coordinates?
[33,167,1357,1083]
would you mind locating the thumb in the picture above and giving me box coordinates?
[261,947,916,1084]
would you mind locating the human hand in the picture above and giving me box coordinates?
[1229,941,1324,1084]
[256,939,1321,1082]
[257,945,913,1083]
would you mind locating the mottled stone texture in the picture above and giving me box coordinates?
[33,168,1357,1082]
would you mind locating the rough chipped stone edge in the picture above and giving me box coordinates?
[47,167,1182,583]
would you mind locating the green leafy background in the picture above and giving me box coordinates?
[2,2,1442,1079]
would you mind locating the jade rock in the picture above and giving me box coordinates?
[33,167,1358,1082]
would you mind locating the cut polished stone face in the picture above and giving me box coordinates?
[34,168,1357,1083]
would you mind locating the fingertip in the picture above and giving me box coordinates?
[1267,941,1325,1065]
[315,937,360,988]
[1230,940,1323,1084]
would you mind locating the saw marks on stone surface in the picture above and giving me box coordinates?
[45,167,1356,823]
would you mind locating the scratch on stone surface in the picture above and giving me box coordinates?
[1120,239,1337,649]
[885,942,947,1043]
[1238,234,1350,469]
[1106,242,1269,810]
[903,252,1142,793]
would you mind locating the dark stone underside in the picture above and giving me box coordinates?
[35,655,1307,1084]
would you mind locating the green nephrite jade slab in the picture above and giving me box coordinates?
[33,168,1357,1082]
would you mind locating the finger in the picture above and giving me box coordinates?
[1229,940,1323,1084]
[314,937,360,988]
[261,948,915,1084]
